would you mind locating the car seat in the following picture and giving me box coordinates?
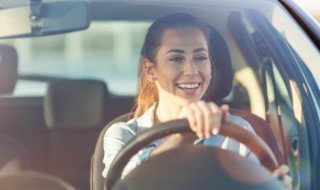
[0,125,76,190]
[0,45,18,95]
[0,171,76,190]
[90,113,132,190]
[90,25,283,190]
[0,134,30,174]
[44,79,108,190]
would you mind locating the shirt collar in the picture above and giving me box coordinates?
[136,103,157,132]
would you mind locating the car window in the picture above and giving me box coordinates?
[2,21,151,96]
[270,6,320,87]
[227,5,320,189]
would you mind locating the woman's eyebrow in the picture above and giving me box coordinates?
[166,49,185,54]
[166,48,207,54]
[193,48,208,53]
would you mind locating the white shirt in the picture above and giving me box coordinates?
[102,104,259,178]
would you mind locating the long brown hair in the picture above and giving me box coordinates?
[134,13,210,117]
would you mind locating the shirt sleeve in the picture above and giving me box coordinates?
[102,122,136,178]
[102,121,156,178]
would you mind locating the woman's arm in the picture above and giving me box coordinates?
[102,120,159,178]
[102,122,138,178]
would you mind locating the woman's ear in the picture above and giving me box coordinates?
[143,58,157,82]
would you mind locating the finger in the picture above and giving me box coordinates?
[208,102,222,135]
[177,107,197,132]
[282,175,292,190]
[189,103,205,138]
[273,165,292,190]
[278,174,292,190]
[281,165,290,174]
[198,101,212,138]
[220,104,229,120]
[273,165,290,177]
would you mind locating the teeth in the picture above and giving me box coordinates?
[177,83,199,89]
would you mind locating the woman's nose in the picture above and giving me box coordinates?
[183,60,198,76]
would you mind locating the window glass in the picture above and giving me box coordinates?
[5,21,151,96]
[271,6,320,87]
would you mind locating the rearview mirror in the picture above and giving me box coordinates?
[0,1,90,38]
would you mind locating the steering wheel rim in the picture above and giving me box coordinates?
[105,119,279,190]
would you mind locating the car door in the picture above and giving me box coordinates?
[228,6,320,190]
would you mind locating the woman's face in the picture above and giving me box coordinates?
[148,27,211,107]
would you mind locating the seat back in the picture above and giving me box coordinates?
[44,79,108,190]
[0,45,18,95]
[0,171,76,190]
[90,113,132,190]
[0,134,30,174]
[229,109,283,165]
[205,25,283,164]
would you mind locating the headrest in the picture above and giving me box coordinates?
[44,79,107,130]
[0,45,18,95]
[204,27,233,101]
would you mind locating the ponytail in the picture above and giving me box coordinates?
[134,58,158,117]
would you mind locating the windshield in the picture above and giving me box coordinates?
[0,0,319,97]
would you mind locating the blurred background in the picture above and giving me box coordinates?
[295,0,320,22]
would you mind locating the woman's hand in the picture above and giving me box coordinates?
[151,101,228,157]
[177,101,229,138]
[273,165,292,190]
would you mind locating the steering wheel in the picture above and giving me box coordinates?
[105,119,281,190]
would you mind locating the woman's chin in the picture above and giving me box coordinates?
[177,96,202,106]
[176,87,205,102]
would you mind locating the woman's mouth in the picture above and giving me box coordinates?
[176,83,201,94]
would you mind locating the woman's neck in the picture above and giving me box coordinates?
[154,101,182,124]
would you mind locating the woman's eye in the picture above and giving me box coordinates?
[194,56,208,62]
[169,56,184,62]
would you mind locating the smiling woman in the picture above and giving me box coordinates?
[102,12,292,190]
[142,27,212,116]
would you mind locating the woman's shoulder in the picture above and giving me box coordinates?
[104,118,139,137]
[104,105,155,137]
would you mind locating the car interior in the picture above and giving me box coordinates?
[0,170,77,190]
[90,24,284,190]
[0,134,30,174]
[0,0,319,190]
